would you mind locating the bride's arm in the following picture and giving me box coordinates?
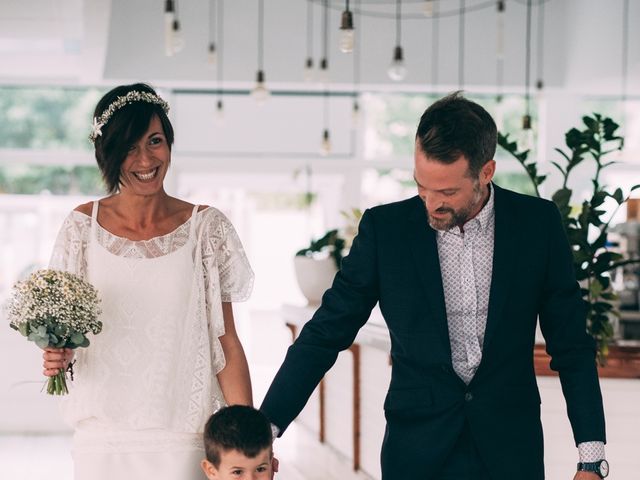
[42,210,89,376]
[216,302,253,406]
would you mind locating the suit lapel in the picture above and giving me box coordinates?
[406,197,452,357]
[482,184,517,353]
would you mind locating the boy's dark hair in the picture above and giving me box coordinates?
[415,91,497,178]
[203,405,272,467]
[92,83,174,194]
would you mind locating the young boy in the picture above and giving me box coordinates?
[201,405,274,480]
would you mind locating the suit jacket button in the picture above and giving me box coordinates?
[464,392,473,402]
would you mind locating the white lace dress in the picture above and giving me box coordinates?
[49,202,254,480]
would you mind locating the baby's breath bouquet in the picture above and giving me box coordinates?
[6,269,102,395]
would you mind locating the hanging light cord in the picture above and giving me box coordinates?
[323,0,329,64]
[324,89,330,129]
[209,0,215,45]
[395,0,402,47]
[524,0,532,116]
[622,0,629,102]
[354,0,361,91]
[431,0,439,88]
[496,1,504,100]
[323,0,330,130]
[458,0,465,88]
[307,0,314,60]
[536,0,544,88]
[217,0,224,97]
[258,0,264,71]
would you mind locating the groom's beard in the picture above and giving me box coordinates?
[427,181,484,231]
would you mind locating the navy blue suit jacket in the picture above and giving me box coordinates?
[260,184,606,480]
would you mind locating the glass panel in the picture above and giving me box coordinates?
[0,165,104,195]
[362,92,533,161]
[0,86,101,150]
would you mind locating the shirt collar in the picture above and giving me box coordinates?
[437,183,495,238]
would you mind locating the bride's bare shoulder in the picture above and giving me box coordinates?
[73,202,93,216]
[73,197,111,216]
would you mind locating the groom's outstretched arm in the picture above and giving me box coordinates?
[260,209,380,434]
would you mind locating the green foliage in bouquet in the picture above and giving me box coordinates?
[499,114,640,362]
[6,269,102,394]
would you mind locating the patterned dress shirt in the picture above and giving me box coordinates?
[434,185,604,463]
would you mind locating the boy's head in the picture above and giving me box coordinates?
[201,405,273,480]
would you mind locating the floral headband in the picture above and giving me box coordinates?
[89,90,170,143]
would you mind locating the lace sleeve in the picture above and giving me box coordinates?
[48,211,91,278]
[201,208,254,304]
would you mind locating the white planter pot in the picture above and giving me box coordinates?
[293,255,338,305]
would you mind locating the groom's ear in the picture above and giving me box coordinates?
[201,459,219,480]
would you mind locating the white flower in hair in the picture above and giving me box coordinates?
[90,117,104,141]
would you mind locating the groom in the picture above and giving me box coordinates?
[261,93,607,480]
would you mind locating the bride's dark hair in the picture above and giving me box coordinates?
[92,83,174,194]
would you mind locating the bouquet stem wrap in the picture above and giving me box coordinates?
[48,369,69,395]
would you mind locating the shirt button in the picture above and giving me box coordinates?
[464,392,473,402]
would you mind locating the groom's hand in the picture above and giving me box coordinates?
[573,472,601,480]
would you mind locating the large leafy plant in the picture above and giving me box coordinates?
[499,114,640,362]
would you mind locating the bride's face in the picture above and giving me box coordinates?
[119,115,170,197]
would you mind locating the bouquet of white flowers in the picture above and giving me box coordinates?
[6,269,102,395]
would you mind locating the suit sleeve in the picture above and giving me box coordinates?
[538,202,606,445]
[260,208,380,434]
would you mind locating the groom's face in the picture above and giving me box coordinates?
[413,144,495,231]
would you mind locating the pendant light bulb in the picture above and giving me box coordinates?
[535,79,544,102]
[251,70,270,104]
[351,100,360,126]
[319,58,329,83]
[517,115,535,152]
[422,0,435,17]
[171,19,185,54]
[388,46,407,81]
[320,129,331,156]
[207,43,217,67]
[494,95,505,132]
[164,0,176,56]
[215,99,225,124]
[304,57,314,82]
[339,10,355,53]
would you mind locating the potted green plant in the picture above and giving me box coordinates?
[294,209,362,305]
[499,113,640,362]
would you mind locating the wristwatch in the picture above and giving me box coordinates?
[577,459,609,478]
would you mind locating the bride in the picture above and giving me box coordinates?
[42,83,254,479]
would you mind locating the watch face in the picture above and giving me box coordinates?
[599,459,609,477]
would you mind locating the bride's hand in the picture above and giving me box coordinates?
[42,348,74,377]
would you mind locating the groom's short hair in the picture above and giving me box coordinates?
[416,91,497,178]
[203,405,272,467]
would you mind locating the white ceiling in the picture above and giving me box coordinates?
[0,0,638,95]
